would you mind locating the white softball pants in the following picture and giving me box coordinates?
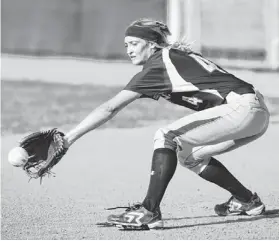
[154,90,270,174]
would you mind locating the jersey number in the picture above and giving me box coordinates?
[182,96,203,106]
[190,54,226,73]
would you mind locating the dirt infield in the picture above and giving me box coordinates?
[1,124,279,239]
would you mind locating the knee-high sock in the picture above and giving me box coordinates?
[142,148,177,212]
[199,157,253,202]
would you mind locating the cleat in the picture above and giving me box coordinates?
[214,193,265,216]
[117,224,150,231]
[107,203,163,230]
[96,222,116,227]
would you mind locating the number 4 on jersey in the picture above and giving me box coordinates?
[190,53,227,74]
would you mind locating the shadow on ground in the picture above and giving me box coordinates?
[162,209,279,230]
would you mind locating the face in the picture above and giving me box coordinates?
[124,36,155,65]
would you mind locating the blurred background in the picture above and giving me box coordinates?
[1,0,279,68]
[1,0,167,59]
[1,0,279,135]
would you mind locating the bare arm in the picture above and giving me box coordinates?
[64,90,141,147]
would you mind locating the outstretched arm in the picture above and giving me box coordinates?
[64,90,141,147]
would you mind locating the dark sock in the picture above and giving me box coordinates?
[199,157,253,202]
[142,148,177,212]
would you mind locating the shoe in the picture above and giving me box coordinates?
[214,193,265,216]
[107,203,163,230]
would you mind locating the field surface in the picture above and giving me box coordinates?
[1,57,279,239]
[2,125,279,239]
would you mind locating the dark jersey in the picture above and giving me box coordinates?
[124,48,254,111]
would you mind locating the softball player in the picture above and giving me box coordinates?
[64,19,270,229]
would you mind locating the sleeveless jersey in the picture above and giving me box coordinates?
[124,48,254,111]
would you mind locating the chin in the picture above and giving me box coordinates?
[131,59,145,65]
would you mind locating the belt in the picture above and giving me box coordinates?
[225,91,257,104]
[224,87,256,103]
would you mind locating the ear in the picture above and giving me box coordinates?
[149,41,157,49]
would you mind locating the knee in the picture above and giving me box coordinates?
[179,155,211,174]
[178,153,198,168]
[154,128,177,151]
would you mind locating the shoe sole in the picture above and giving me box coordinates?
[245,204,265,216]
[147,220,164,229]
[112,220,164,230]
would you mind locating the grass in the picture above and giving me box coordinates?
[2,80,279,135]
[1,80,190,135]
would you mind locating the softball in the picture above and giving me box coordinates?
[8,147,29,167]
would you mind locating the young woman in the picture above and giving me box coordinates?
[64,19,270,229]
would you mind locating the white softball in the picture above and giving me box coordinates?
[8,147,29,167]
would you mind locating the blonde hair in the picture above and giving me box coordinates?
[128,18,193,53]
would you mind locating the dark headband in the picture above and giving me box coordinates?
[125,25,165,44]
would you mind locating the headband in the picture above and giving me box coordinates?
[125,25,165,44]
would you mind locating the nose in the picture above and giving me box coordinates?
[126,46,133,56]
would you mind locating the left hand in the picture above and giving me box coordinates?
[19,128,68,181]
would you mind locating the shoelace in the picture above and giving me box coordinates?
[106,203,143,211]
